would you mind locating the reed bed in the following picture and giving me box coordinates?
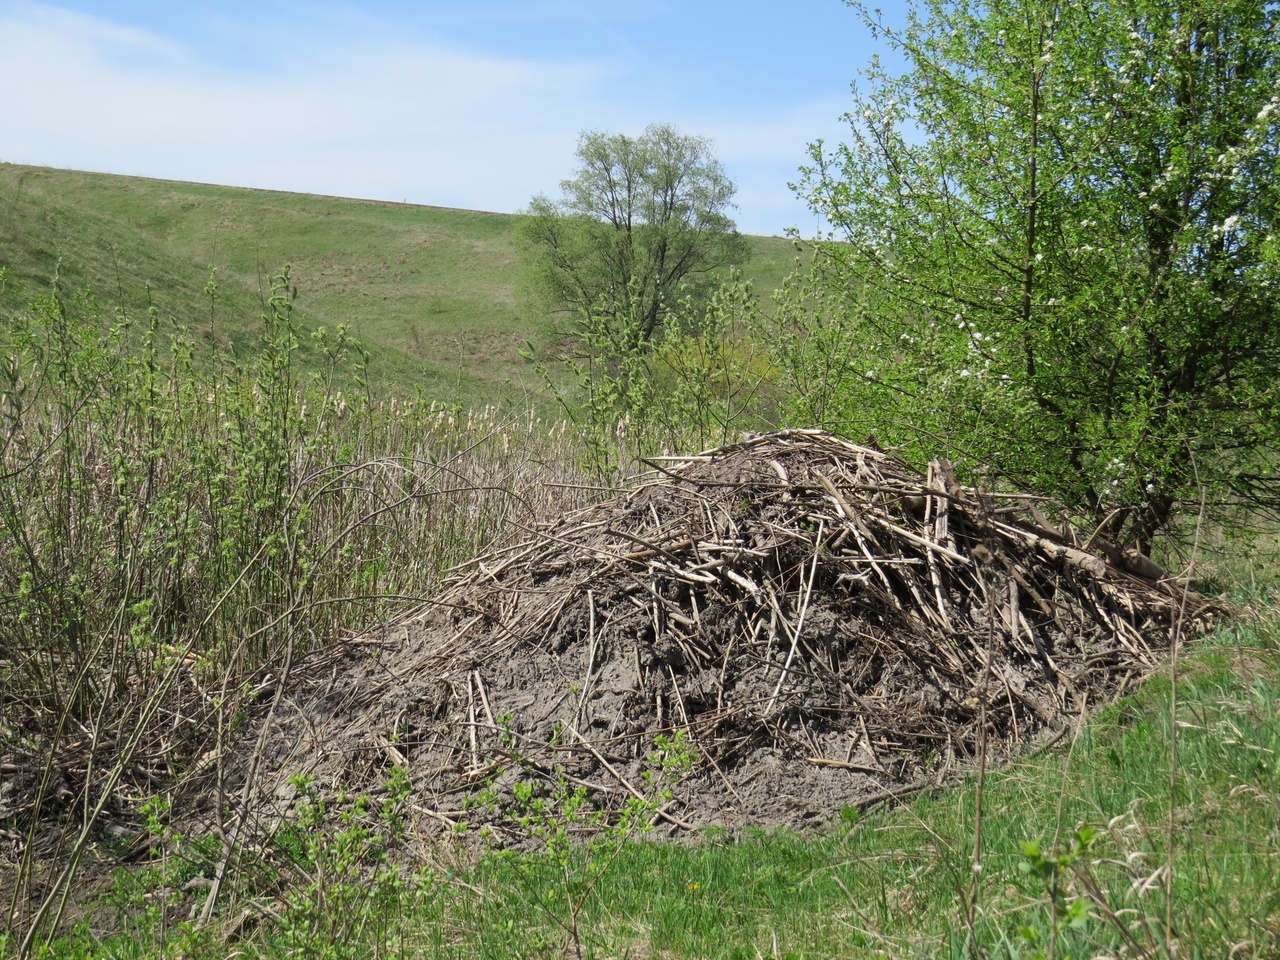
[0,287,595,948]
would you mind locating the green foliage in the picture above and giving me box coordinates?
[519,123,751,342]
[537,271,775,473]
[789,0,1280,546]
[0,272,592,953]
[476,730,698,960]
[539,278,657,472]
[1014,825,1100,956]
[271,772,433,960]
[752,254,883,430]
[651,275,778,448]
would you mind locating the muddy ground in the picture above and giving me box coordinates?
[238,430,1213,839]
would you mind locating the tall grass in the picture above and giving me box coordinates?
[0,268,592,951]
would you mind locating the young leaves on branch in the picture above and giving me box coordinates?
[789,0,1280,547]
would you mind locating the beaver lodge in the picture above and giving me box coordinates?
[254,429,1216,835]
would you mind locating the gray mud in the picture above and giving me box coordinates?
[244,430,1214,838]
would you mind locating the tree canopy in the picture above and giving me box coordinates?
[519,123,750,342]
[788,0,1280,546]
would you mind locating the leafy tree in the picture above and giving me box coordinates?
[520,123,750,342]
[536,272,773,475]
[789,0,1279,547]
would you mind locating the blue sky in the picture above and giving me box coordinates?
[0,1,892,236]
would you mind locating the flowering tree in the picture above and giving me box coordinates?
[789,0,1279,547]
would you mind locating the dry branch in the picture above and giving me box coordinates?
[247,430,1220,834]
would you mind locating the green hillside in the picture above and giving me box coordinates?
[0,163,798,406]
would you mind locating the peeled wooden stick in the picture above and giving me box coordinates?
[766,522,823,714]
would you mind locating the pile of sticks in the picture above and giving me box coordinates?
[306,430,1218,825]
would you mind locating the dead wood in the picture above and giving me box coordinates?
[243,429,1221,834]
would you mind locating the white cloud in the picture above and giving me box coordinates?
[0,4,611,210]
[0,2,850,234]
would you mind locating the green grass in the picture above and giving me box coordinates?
[0,162,798,407]
[26,596,1280,959]
[402,609,1279,960]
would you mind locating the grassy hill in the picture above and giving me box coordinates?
[0,163,799,406]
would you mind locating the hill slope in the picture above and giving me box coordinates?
[0,163,798,405]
